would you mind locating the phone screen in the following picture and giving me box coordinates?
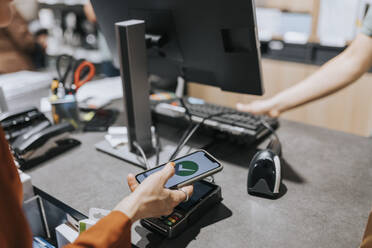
[136,151,220,188]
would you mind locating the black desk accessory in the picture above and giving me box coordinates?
[0,106,50,142]
[83,109,118,132]
[140,180,222,238]
[11,122,80,171]
[247,136,282,198]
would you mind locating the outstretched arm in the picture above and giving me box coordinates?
[237,33,372,117]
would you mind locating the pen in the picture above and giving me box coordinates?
[51,78,59,95]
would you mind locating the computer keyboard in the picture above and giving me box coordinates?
[151,96,279,144]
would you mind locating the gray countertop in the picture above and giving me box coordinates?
[22,91,372,248]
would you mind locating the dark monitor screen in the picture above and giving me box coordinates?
[91,0,264,95]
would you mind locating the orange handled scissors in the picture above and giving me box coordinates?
[74,60,96,91]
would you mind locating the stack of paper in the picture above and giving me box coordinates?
[317,0,360,47]
[76,76,123,109]
[255,8,312,44]
[0,71,53,99]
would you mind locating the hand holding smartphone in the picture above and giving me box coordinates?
[135,150,223,188]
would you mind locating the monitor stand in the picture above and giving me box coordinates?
[95,19,204,169]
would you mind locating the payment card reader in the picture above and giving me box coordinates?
[140,180,222,238]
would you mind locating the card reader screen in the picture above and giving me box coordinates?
[136,151,220,188]
[176,181,215,211]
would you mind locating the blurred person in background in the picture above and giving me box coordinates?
[84,1,178,89]
[83,1,120,77]
[0,4,47,74]
[13,0,38,22]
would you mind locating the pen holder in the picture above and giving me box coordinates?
[50,95,81,130]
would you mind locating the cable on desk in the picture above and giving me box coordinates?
[169,123,194,160]
[133,125,162,169]
[260,119,279,141]
[168,98,195,161]
[133,141,150,170]
[169,111,239,160]
[179,98,192,121]
[153,125,161,167]
[260,118,281,156]
[169,123,200,161]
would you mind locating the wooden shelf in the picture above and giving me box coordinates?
[255,0,315,14]
[255,0,321,46]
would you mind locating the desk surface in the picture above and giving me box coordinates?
[23,91,372,248]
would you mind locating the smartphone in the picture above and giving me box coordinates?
[135,150,223,188]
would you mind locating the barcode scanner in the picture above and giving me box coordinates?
[247,137,282,198]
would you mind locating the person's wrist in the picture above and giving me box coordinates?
[269,94,286,115]
[114,194,141,222]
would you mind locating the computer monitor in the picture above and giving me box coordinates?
[91,0,264,168]
[91,0,263,95]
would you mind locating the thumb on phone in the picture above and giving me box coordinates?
[159,162,176,186]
